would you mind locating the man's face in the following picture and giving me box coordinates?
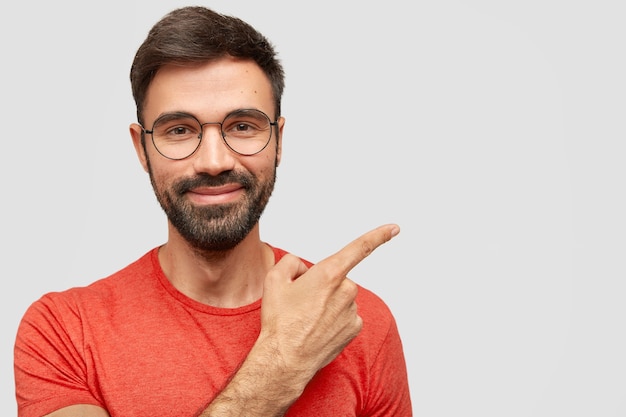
[130,57,284,251]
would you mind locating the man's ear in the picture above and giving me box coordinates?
[129,123,149,173]
[275,116,285,167]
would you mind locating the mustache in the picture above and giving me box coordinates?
[173,171,254,195]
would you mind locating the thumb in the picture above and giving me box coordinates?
[265,253,309,286]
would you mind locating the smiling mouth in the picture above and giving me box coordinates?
[186,184,245,205]
[190,183,243,195]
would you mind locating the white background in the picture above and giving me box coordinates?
[1,1,625,415]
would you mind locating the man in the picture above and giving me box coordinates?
[14,6,412,416]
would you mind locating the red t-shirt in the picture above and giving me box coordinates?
[15,246,412,416]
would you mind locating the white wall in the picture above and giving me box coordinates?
[2,1,625,415]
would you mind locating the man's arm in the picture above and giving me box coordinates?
[199,224,401,416]
[40,224,400,417]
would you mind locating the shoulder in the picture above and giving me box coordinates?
[18,248,159,330]
[354,284,398,347]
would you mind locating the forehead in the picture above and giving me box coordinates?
[144,57,274,121]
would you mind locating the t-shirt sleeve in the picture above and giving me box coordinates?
[14,293,103,417]
[365,313,413,416]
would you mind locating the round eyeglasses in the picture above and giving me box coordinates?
[141,109,278,160]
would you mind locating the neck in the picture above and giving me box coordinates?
[158,223,273,308]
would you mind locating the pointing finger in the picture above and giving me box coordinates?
[316,223,400,279]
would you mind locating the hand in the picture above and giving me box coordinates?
[199,224,401,416]
[259,223,401,379]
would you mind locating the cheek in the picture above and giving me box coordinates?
[146,160,179,190]
[250,156,278,178]
[266,143,281,165]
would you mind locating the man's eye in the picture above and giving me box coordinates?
[160,124,198,138]
[171,126,191,135]
[234,123,251,132]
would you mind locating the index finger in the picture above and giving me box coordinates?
[317,223,400,278]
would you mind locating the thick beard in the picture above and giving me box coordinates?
[147,165,276,252]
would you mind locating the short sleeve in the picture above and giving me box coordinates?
[14,293,103,417]
[364,314,413,416]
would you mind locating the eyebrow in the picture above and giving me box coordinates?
[153,111,199,124]
[153,108,273,125]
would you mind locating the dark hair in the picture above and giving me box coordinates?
[130,6,285,124]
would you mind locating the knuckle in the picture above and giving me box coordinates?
[359,239,374,258]
[352,315,363,336]
[281,253,299,264]
[316,261,341,283]
[339,279,358,298]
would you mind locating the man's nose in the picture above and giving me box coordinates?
[191,123,237,175]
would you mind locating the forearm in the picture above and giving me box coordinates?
[197,336,314,417]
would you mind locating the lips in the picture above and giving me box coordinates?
[174,171,253,196]
[189,183,244,196]
[185,183,245,205]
